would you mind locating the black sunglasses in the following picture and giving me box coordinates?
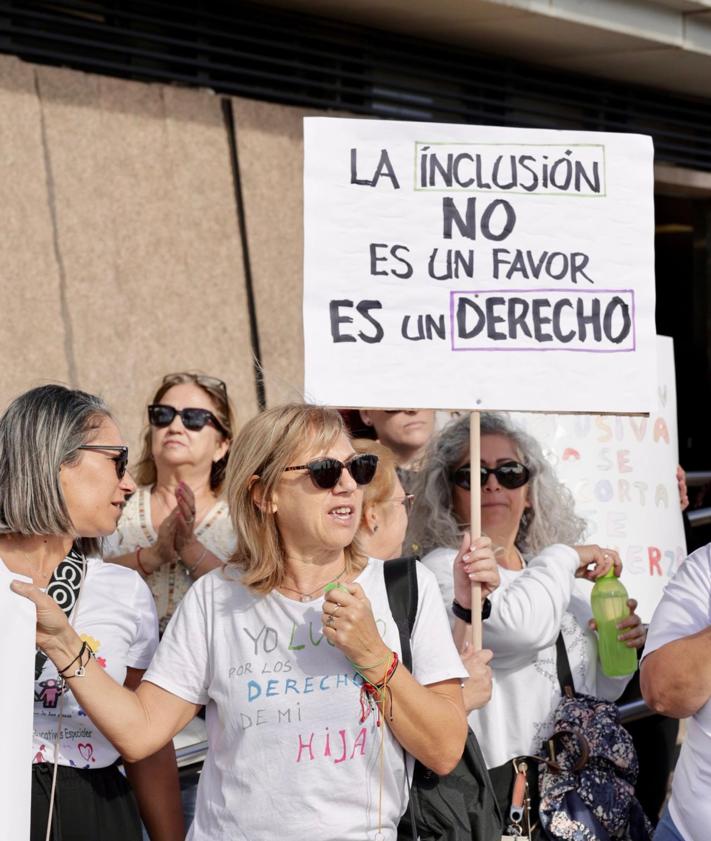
[284,453,379,490]
[148,404,226,434]
[451,461,530,491]
[77,445,129,479]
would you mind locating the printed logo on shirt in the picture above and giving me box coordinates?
[80,633,107,668]
[35,677,68,709]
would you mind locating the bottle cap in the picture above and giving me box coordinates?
[600,566,617,580]
[324,581,349,594]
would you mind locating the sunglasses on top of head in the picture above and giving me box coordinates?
[161,373,227,396]
[284,453,379,490]
[77,445,129,480]
[148,404,226,434]
[450,461,530,491]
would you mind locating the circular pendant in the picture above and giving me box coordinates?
[301,594,311,602]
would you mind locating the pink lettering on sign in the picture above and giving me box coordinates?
[653,418,670,444]
[648,546,663,577]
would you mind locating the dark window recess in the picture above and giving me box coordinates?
[1,1,711,171]
[655,195,711,469]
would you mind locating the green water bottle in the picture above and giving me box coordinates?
[591,568,638,677]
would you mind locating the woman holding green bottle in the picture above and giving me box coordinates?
[409,411,646,838]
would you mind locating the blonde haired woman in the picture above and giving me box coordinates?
[352,439,413,560]
[15,403,471,841]
[106,372,236,630]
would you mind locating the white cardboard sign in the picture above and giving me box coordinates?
[0,568,36,841]
[304,117,656,413]
[516,336,686,622]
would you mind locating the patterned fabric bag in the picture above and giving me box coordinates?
[537,636,653,841]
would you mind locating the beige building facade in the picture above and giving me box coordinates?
[0,53,316,453]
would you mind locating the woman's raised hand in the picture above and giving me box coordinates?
[321,582,390,667]
[573,545,622,581]
[147,509,179,570]
[453,532,500,608]
[10,580,78,654]
[174,481,197,555]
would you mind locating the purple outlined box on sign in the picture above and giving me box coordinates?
[449,288,636,353]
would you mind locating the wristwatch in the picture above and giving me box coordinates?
[452,597,492,623]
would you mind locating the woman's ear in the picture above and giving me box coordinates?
[249,475,277,514]
[363,503,379,534]
[213,436,230,464]
[523,486,532,509]
[360,410,373,427]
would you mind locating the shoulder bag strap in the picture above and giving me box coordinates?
[555,631,576,697]
[383,556,419,841]
[383,555,419,671]
[35,547,85,679]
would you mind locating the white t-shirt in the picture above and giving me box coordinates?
[144,558,467,841]
[422,545,630,768]
[643,544,711,841]
[9,556,159,768]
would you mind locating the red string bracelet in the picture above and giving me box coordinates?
[359,651,399,726]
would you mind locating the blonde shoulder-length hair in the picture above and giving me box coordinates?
[226,403,367,594]
[352,438,398,518]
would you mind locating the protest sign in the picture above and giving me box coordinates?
[304,118,656,413]
[0,567,36,840]
[516,336,685,622]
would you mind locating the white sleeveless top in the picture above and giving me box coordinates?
[104,485,236,630]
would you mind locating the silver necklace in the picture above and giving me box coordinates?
[279,566,346,602]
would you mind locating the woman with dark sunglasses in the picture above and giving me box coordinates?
[14,403,470,841]
[1,384,183,841]
[408,412,646,838]
[105,372,237,632]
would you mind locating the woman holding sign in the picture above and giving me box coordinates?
[409,412,647,837]
[13,403,470,841]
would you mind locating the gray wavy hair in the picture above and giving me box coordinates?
[407,412,586,557]
[0,384,112,556]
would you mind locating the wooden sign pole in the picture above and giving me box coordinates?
[470,411,483,650]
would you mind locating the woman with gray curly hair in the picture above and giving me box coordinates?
[408,412,646,838]
[409,412,587,559]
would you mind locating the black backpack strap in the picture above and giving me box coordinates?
[383,556,419,672]
[383,556,419,841]
[556,632,575,697]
